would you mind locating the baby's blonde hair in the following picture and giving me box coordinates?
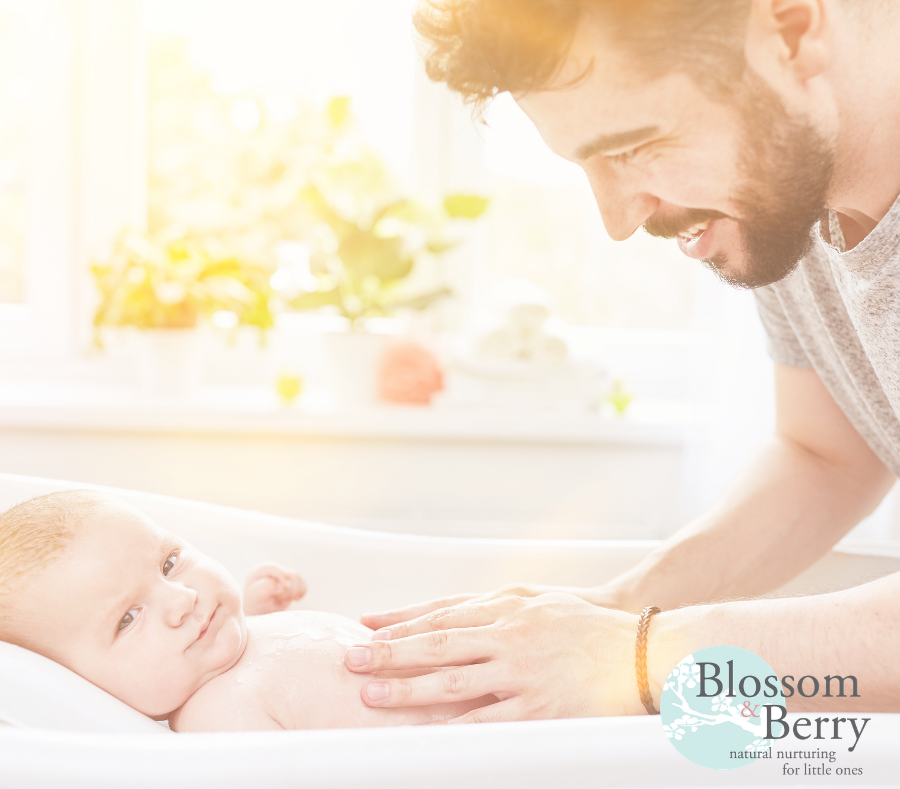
[0,490,109,611]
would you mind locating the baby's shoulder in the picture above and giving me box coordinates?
[169,664,281,733]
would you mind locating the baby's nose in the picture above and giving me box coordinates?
[164,584,198,626]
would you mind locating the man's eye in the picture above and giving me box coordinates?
[118,607,139,632]
[607,148,639,165]
[163,552,178,576]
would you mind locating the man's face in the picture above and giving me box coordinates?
[8,500,247,717]
[516,28,834,289]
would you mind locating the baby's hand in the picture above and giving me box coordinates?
[243,563,308,615]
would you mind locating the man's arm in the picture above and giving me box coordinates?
[343,571,900,720]
[646,570,900,714]
[604,364,895,612]
[363,365,895,631]
[346,367,898,719]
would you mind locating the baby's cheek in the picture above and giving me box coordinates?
[215,616,246,664]
[106,661,192,718]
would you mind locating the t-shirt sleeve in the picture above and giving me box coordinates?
[753,286,811,368]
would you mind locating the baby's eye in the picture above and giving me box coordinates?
[118,607,139,632]
[163,552,178,576]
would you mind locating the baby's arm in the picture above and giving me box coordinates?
[243,563,307,615]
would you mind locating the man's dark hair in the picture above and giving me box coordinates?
[414,0,754,110]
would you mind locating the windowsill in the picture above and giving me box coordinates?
[0,380,696,446]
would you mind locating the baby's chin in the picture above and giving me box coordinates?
[188,611,248,691]
[216,610,248,672]
[145,613,249,718]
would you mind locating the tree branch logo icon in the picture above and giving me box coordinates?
[660,646,776,771]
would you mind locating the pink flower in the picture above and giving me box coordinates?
[378,340,444,405]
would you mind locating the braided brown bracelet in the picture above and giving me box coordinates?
[635,606,661,715]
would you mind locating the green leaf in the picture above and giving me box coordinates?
[337,231,412,282]
[605,380,634,416]
[373,198,423,225]
[289,289,344,311]
[426,239,458,255]
[298,184,355,237]
[384,287,453,311]
[327,96,352,128]
[198,259,243,279]
[443,194,489,219]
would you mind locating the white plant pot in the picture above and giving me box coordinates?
[322,330,389,406]
[131,328,205,396]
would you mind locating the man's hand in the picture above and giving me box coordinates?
[243,562,307,615]
[346,592,643,723]
[360,583,621,630]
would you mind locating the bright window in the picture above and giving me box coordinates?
[0,1,31,304]
[0,0,75,358]
[0,0,757,404]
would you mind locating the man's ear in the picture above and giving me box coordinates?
[746,0,830,83]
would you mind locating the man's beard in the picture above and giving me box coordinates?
[646,71,834,290]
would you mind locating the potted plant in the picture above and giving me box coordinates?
[92,229,274,394]
[288,183,487,403]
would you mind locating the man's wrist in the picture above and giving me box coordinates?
[644,608,706,712]
[592,608,648,716]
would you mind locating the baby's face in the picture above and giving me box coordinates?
[11,499,247,716]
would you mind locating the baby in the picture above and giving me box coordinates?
[0,490,488,731]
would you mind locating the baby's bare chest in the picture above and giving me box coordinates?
[184,612,435,730]
[230,612,377,728]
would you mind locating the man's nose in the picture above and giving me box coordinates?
[584,164,658,241]
[161,583,198,627]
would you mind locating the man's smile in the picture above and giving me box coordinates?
[675,217,722,260]
[677,220,711,242]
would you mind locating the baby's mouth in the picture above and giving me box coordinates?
[196,606,218,642]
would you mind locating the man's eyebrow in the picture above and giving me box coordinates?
[574,125,660,161]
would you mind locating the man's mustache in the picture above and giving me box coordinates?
[643,209,729,239]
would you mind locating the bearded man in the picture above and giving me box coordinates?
[342,0,900,721]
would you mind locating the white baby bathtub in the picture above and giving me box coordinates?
[1,472,900,789]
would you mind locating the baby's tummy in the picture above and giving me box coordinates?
[268,662,491,728]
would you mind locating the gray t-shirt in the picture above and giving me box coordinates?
[753,194,900,476]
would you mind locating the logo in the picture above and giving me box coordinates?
[660,645,870,775]
[660,645,776,771]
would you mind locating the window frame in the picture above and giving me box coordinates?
[0,0,76,358]
[0,0,145,363]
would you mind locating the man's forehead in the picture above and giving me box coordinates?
[515,62,713,164]
[511,15,638,150]
[516,81,658,161]
[511,9,721,163]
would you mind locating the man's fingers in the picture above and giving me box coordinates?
[446,698,527,725]
[345,624,494,673]
[360,593,479,629]
[370,597,510,642]
[360,663,500,708]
